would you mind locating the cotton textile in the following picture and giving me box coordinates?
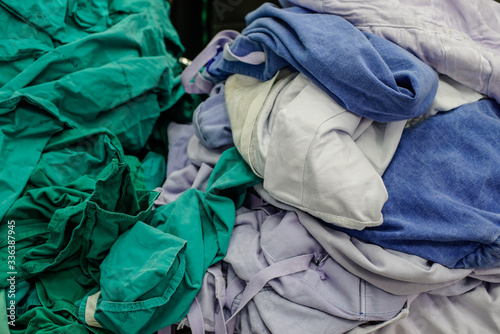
[342,99,500,269]
[210,3,439,122]
[287,0,500,104]
[79,148,262,334]
[226,70,405,229]
[0,0,185,222]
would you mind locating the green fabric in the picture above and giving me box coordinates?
[11,308,103,334]
[0,0,185,222]
[20,160,158,283]
[13,282,42,319]
[2,153,157,334]
[83,222,186,334]
[12,281,31,308]
[0,159,157,287]
[0,4,53,86]
[8,271,109,334]
[1,289,10,333]
[0,128,145,287]
[0,99,65,224]
[80,148,262,334]
[0,1,245,333]
[11,270,110,334]
[141,151,166,190]
[150,148,262,327]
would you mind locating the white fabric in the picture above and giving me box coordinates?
[85,291,103,328]
[226,71,406,229]
[408,74,485,126]
[369,283,500,334]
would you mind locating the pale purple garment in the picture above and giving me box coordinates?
[165,122,195,177]
[187,135,226,168]
[190,196,409,334]
[193,83,234,149]
[189,189,500,333]
[253,184,486,296]
[287,0,500,104]
[154,163,213,207]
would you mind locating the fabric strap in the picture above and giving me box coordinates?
[85,291,103,328]
[225,254,314,334]
[186,297,205,334]
[187,253,314,334]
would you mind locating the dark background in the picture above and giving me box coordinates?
[169,0,280,60]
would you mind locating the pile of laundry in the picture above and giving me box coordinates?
[172,1,500,333]
[0,0,258,333]
[1,0,500,333]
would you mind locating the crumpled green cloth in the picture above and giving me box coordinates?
[0,128,147,287]
[1,129,157,333]
[0,1,240,333]
[20,160,157,283]
[0,0,185,221]
[9,271,111,334]
[79,148,262,334]
[141,151,167,190]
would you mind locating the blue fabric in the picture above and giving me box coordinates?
[210,3,439,122]
[340,99,500,269]
[193,84,233,149]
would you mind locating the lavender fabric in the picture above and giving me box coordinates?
[165,122,195,177]
[154,163,213,208]
[368,283,500,334]
[193,83,233,149]
[191,196,409,333]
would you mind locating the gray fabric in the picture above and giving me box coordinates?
[369,283,500,334]
[154,163,213,207]
[187,135,227,167]
[166,122,195,177]
[407,74,484,127]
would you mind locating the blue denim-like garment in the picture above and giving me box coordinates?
[209,3,438,122]
[340,99,500,269]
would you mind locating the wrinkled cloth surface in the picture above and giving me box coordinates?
[207,3,439,122]
[79,148,262,334]
[165,122,195,177]
[368,282,500,334]
[341,99,500,269]
[0,128,146,287]
[255,184,500,296]
[0,0,185,222]
[193,83,233,149]
[1,128,149,334]
[286,0,500,104]
[226,70,405,229]
[189,195,409,334]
